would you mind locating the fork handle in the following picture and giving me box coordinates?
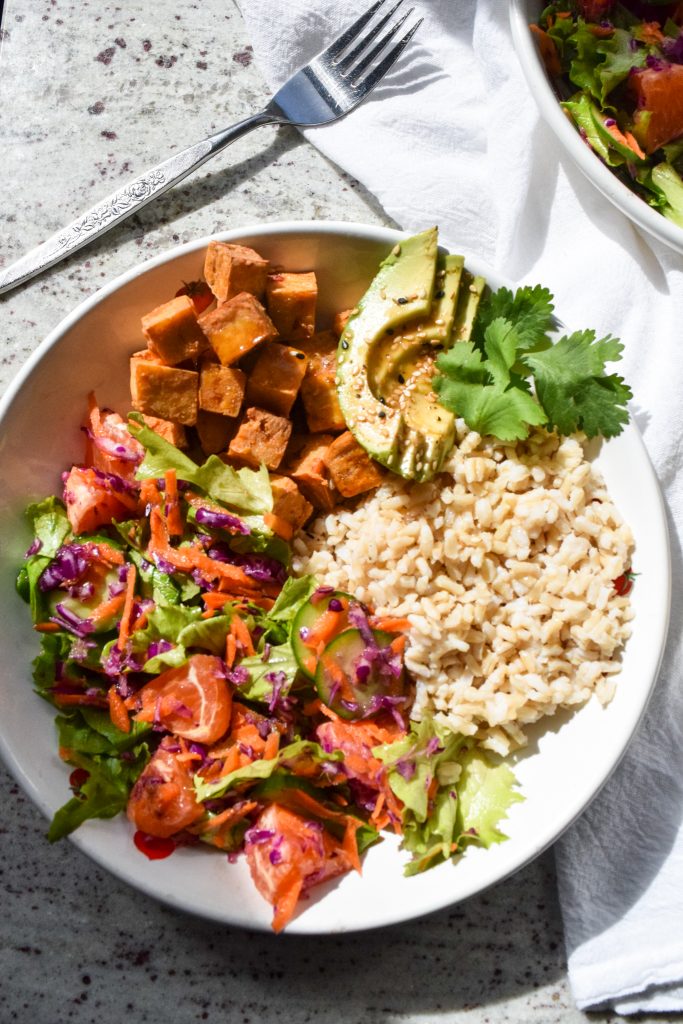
[0,109,277,296]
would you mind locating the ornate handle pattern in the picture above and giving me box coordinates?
[0,111,273,296]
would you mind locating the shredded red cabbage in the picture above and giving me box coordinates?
[38,543,92,591]
[207,544,287,585]
[51,602,95,637]
[195,507,251,535]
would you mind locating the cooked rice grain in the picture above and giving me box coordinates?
[292,424,634,756]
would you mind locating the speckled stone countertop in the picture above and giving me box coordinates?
[0,4,655,1023]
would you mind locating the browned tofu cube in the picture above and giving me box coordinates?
[195,410,235,456]
[245,343,308,417]
[265,272,317,342]
[199,363,246,417]
[323,431,383,498]
[199,293,277,366]
[297,331,346,434]
[141,294,207,366]
[270,474,313,535]
[227,407,292,471]
[204,241,269,302]
[332,308,354,339]
[142,414,188,449]
[130,356,198,426]
[287,434,338,512]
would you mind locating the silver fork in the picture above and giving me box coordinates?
[0,0,421,296]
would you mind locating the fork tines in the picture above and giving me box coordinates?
[323,0,422,91]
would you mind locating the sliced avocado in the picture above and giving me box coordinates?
[337,230,484,482]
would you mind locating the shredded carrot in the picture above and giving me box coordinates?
[604,121,646,160]
[219,745,242,776]
[91,541,125,566]
[225,633,237,669]
[390,634,406,656]
[130,609,149,633]
[203,592,233,610]
[34,622,61,633]
[263,730,280,760]
[230,614,254,656]
[164,468,184,537]
[107,684,131,733]
[370,791,386,828]
[89,589,126,625]
[342,818,363,875]
[303,606,347,651]
[197,800,258,833]
[529,24,561,77]
[200,608,216,619]
[369,616,411,633]
[140,478,162,508]
[116,563,137,650]
[147,507,278,597]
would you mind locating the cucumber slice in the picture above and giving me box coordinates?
[291,590,354,679]
[314,627,405,720]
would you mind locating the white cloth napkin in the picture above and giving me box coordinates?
[238,0,683,1011]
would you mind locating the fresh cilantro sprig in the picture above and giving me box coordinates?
[433,285,632,442]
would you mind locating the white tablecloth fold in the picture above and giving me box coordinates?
[238,0,683,1011]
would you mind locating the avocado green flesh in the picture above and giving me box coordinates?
[337,232,489,482]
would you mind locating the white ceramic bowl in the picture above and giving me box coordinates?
[509,0,683,256]
[0,221,671,933]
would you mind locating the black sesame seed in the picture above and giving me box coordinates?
[397,297,408,305]
[386,328,394,335]
[397,374,405,384]
[295,352,305,360]
[341,340,349,350]
[378,410,386,419]
[435,289,445,299]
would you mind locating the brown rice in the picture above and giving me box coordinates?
[292,421,634,756]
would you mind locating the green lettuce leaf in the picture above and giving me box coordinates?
[455,748,524,847]
[47,742,150,841]
[128,413,272,514]
[194,739,342,803]
[237,642,300,704]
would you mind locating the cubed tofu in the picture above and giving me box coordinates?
[265,272,317,342]
[332,308,354,338]
[297,331,346,434]
[195,409,235,456]
[199,292,277,366]
[246,342,308,417]
[199,363,246,417]
[130,356,198,426]
[204,241,269,303]
[286,434,338,512]
[141,294,207,365]
[227,407,292,471]
[323,431,383,498]
[270,474,313,535]
[142,414,188,449]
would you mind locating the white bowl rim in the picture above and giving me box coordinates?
[0,219,672,933]
[508,0,683,256]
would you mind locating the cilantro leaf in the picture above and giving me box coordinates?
[473,287,555,356]
[523,331,632,437]
[434,328,547,441]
